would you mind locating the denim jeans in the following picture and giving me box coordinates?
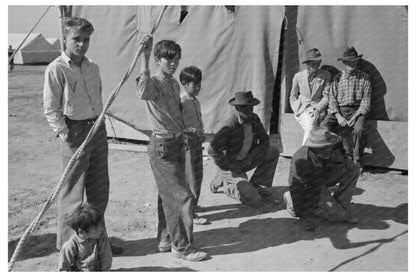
[184,133,203,210]
[148,134,193,251]
[57,122,109,249]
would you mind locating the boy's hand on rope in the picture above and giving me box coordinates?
[140,35,153,58]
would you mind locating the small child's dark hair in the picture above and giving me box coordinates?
[63,17,94,36]
[69,204,102,232]
[154,40,181,61]
[180,66,202,85]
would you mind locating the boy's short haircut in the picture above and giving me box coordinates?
[154,40,181,61]
[180,66,202,85]
[63,17,94,37]
[69,204,102,232]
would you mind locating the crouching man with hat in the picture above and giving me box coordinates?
[283,127,360,231]
[208,91,280,206]
[321,46,371,169]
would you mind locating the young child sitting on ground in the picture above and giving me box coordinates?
[58,204,112,271]
[180,65,208,225]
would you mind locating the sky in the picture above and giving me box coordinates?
[8,5,61,38]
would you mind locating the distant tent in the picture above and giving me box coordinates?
[8,33,60,64]
[46,37,61,50]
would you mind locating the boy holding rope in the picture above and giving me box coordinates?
[43,17,122,254]
[136,35,208,262]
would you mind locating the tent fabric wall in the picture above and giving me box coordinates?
[8,33,60,64]
[280,6,408,169]
[72,5,284,134]
[282,6,408,122]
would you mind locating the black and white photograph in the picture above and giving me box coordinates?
[6,2,411,272]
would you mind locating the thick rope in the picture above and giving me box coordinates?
[9,6,52,64]
[8,5,168,271]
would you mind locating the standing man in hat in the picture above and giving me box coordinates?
[208,91,280,206]
[321,46,371,168]
[290,48,331,144]
[283,127,360,232]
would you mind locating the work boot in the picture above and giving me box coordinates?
[172,246,209,262]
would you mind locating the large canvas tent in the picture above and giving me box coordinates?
[46,37,61,50]
[8,33,60,64]
[67,5,407,169]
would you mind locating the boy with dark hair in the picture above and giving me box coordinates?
[180,66,208,225]
[43,16,122,254]
[136,35,208,262]
[58,204,112,271]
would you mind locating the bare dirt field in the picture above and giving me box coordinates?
[8,65,408,271]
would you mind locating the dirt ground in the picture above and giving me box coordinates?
[7,65,408,271]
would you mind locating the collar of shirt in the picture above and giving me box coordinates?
[181,91,196,100]
[342,68,358,79]
[61,52,91,67]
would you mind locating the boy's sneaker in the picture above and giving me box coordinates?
[158,241,171,253]
[193,216,209,225]
[172,246,208,262]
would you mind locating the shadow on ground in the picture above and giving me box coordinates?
[8,233,58,262]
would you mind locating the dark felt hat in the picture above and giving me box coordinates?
[304,127,340,148]
[337,46,363,61]
[302,48,322,64]
[229,91,260,106]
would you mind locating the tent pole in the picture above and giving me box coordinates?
[57,5,72,53]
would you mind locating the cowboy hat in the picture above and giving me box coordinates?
[229,91,260,106]
[337,46,363,61]
[304,127,340,148]
[302,48,322,64]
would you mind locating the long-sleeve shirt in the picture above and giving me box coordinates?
[58,232,112,271]
[43,52,103,136]
[136,71,184,134]
[328,69,372,115]
[180,91,204,136]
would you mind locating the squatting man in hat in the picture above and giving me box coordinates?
[283,127,360,231]
[321,46,371,170]
[208,91,280,206]
[290,48,331,144]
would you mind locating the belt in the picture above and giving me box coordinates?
[153,131,182,139]
[66,117,98,125]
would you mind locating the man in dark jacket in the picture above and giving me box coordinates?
[208,91,280,206]
[283,127,360,231]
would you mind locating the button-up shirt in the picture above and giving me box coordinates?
[43,52,103,136]
[180,91,204,136]
[136,71,184,134]
[235,120,253,160]
[58,232,112,271]
[328,69,372,115]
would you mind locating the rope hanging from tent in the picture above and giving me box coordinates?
[8,5,52,64]
[8,5,168,271]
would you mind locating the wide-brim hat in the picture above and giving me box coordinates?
[304,127,340,148]
[229,91,260,106]
[302,48,322,64]
[337,46,363,61]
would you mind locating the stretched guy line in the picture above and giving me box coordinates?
[8,5,168,271]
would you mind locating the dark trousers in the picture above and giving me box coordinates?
[57,122,109,249]
[288,159,360,219]
[211,146,280,206]
[321,106,366,162]
[148,135,193,251]
[184,133,203,211]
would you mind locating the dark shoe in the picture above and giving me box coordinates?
[257,186,272,198]
[158,241,172,253]
[194,205,206,213]
[110,243,124,255]
[172,247,208,262]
